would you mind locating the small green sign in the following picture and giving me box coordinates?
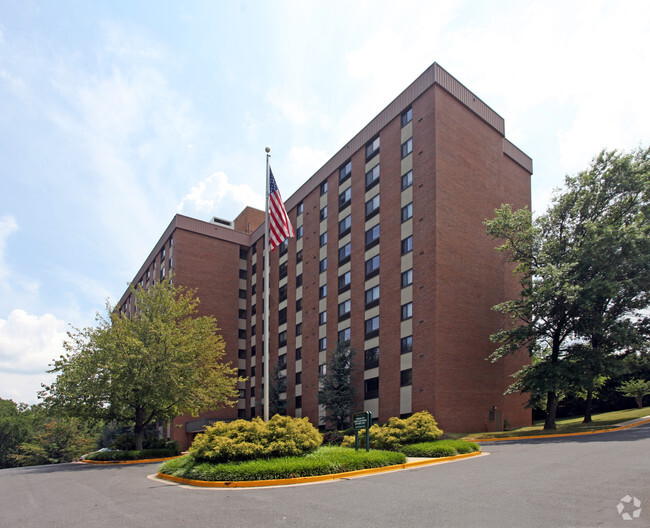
[353,412,370,430]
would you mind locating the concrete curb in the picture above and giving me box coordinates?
[472,417,650,443]
[155,450,483,488]
[81,455,182,465]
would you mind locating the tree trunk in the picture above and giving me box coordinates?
[544,391,559,429]
[583,389,593,423]
[636,395,643,409]
[134,407,144,451]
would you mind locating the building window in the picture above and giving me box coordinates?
[238,368,246,379]
[251,325,256,337]
[239,269,247,279]
[401,302,413,321]
[365,254,380,279]
[339,187,352,210]
[365,347,379,369]
[365,224,380,248]
[295,347,302,360]
[238,349,247,359]
[365,285,380,308]
[364,377,379,399]
[296,250,303,263]
[238,309,247,319]
[401,107,413,127]
[278,331,287,348]
[252,244,257,254]
[251,304,257,316]
[366,136,380,161]
[251,284,257,296]
[338,299,351,321]
[319,310,327,325]
[279,284,288,302]
[365,193,380,219]
[318,364,327,376]
[401,336,413,354]
[338,242,352,265]
[278,354,287,368]
[295,371,302,385]
[296,273,303,287]
[279,240,288,256]
[339,214,351,237]
[338,271,351,293]
[296,322,302,336]
[279,262,288,280]
[238,409,246,418]
[319,337,327,351]
[297,201,304,215]
[295,395,302,409]
[365,164,380,190]
[296,225,303,239]
[401,202,413,222]
[252,263,257,275]
[339,160,352,183]
[400,369,413,386]
[238,329,246,339]
[365,316,380,339]
[296,298,302,312]
[320,181,328,195]
[239,247,248,259]
[251,345,256,356]
[319,257,328,273]
[338,327,351,343]
[401,236,413,255]
[319,232,328,247]
[401,137,413,158]
[401,269,413,288]
[239,289,247,299]
[320,206,328,221]
[278,308,287,325]
[319,285,327,299]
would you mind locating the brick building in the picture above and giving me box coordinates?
[119,63,533,449]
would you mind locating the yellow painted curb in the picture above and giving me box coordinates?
[156,450,482,488]
[82,455,182,465]
[472,418,650,443]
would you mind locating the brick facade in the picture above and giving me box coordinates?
[119,63,532,449]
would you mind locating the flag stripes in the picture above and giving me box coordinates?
[268,168,295,251]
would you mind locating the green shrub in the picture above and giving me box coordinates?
[341,411,442,450]
[322,431,344,446]
[400,440,480,458]
[159,446,406,481]
[85,446,179,461]
[189,415,322,463]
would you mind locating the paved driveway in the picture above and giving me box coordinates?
[1,423,648,528]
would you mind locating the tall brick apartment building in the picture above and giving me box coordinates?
[119,63,532,449]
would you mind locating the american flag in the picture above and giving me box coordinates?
[268,168,295,251]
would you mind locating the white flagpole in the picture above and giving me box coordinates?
[263,147,271,422]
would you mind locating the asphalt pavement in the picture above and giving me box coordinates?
[1,422,648,528]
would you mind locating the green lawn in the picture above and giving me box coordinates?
[454,407,650,441]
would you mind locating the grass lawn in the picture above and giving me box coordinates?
[456,407,649,441]
[159,446,407,482]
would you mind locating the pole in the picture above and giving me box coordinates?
[263,147,271,422]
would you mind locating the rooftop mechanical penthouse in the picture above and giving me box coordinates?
[119,63,533,449]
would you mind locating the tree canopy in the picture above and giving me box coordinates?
[40,278,239,449]
[485,147,650,428]
[319,341,356,430]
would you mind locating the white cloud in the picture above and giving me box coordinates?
[0,214,18,280]
[0,309,67,404]
[177,172,265,220]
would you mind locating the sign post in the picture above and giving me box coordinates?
[352,411,372,452]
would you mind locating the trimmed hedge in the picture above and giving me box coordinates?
[85,446,180,461]
[189,415,322,463]
[159,446,406,482]
[341,411,443,450]
[400,440,480,458]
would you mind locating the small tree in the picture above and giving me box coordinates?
[40,277,240,450]
[0,399,35,468]
[269,361,287,416]
[319,341,356,430]
[617,379,650,408]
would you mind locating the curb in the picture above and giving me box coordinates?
[472,417,650,443]
[156,450,483,488]
[82,455,182,465]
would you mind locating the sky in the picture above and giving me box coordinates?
[1,0,649,405]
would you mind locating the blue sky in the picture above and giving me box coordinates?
[1,0,649,404]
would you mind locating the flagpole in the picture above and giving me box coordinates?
[263,147,271,422]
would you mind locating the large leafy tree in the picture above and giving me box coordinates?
[40,278,239,450]
[485,148,650,429]
[318,341,356,430]
[0,399,35,468]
